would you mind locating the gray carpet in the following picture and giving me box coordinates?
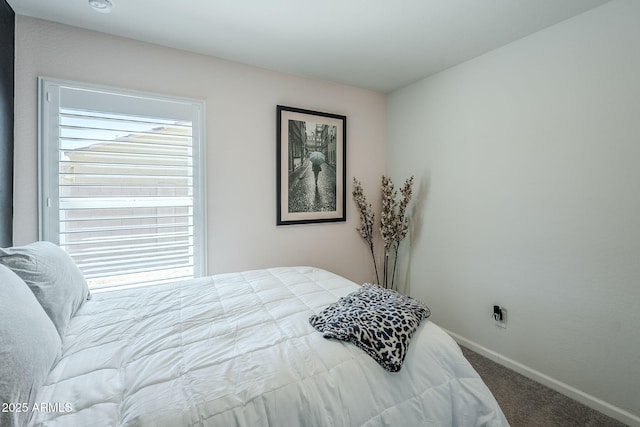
[461,346,628,427]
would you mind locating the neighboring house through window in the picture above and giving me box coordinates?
[39,78,206,291]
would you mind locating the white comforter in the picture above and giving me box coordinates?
[30,267,509,426]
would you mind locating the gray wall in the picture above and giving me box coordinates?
[0,0,14,247]
[387,1,640,424]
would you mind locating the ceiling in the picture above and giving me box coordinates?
[8,0,611,93]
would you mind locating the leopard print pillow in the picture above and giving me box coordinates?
[309,284,430,372]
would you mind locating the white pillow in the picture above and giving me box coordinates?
[0,241,89,337]
[0,265,62,427]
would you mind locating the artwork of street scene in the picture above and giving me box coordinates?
[287,119,337,213]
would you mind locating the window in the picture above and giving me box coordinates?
[39,78,206,291]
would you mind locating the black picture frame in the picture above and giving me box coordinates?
[276,105,346,225]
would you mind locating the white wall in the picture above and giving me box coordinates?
[13,16,386,285]
[387,1,640,424]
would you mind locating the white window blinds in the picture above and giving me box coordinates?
[39,78,206,291]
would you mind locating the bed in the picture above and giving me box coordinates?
[1,242,509,427]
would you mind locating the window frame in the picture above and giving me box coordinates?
[38,77,207,289]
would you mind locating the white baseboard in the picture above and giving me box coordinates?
[444,329,640,427]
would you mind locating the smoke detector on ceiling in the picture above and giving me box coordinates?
[89,0,113,13]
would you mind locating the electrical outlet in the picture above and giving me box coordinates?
[493,305,507,329]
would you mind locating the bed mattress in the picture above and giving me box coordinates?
[30,266,508,426]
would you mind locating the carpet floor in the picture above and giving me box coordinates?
[461,346,628,427]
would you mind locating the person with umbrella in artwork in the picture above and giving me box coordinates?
[309,151,325,187]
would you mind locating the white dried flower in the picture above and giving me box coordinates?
[380,176,398,249]
[352,178,374,245]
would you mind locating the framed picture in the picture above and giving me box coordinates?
[276,105,346,225]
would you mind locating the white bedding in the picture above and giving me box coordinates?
[30,267,509,426]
